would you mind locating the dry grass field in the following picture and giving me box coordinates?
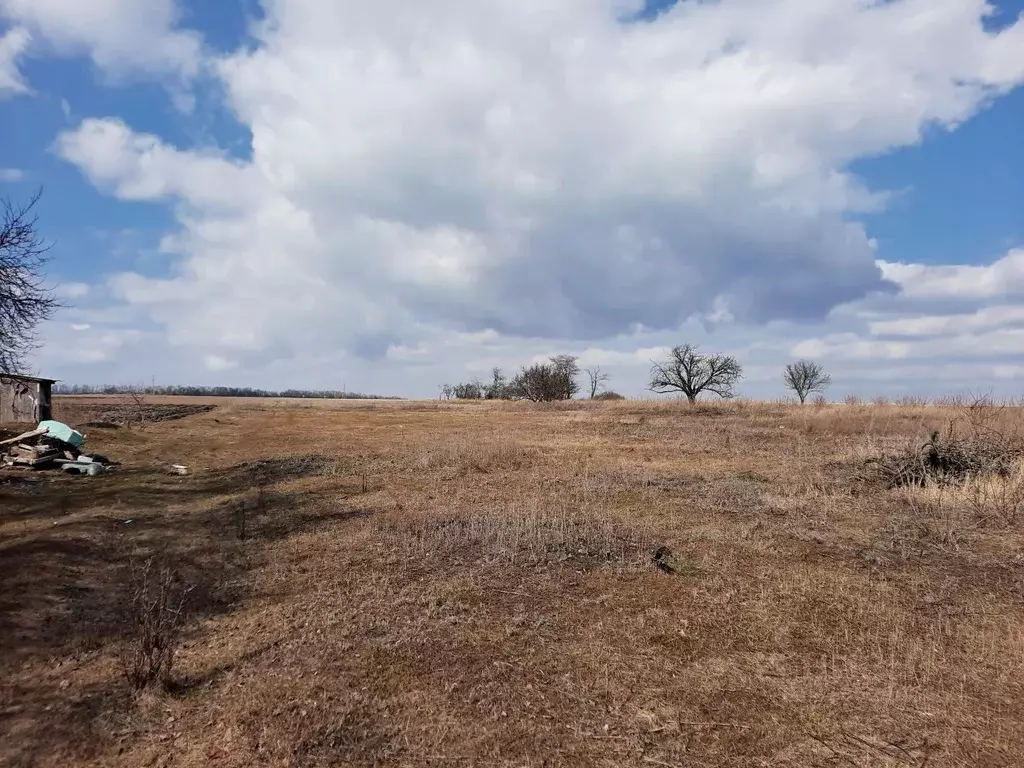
[2,396,1024,767]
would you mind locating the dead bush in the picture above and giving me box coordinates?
[870,402,1024,489]
[119,558,194,691]
[873,403,1024,529]
[872,431,1001,489]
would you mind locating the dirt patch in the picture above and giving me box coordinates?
[226,454,335,484]
[108,403,215,423]
[65,403,217,427]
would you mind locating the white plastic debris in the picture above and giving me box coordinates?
[63,462,106,476]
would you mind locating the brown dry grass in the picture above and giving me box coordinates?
[2,397,1024,767]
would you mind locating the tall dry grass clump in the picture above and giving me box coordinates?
[414,433,541,473]
[376,472,654,569]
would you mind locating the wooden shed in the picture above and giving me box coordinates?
[0,374,55,425]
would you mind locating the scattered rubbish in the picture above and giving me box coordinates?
[62,461,106,476]
[169,464,189,476]
[124,519,134,525]
[1,419,115,477]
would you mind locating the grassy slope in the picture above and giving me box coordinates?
[2,398,1023,767]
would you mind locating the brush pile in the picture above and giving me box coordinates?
[871,404,1024,488]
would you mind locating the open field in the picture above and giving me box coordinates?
[3,396,1024,767]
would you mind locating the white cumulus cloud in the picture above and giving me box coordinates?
[0,0,202,85]
[56,282,90,299]
[879,249,1024,301]
[0,25,29,96]
[43,0,1024,394]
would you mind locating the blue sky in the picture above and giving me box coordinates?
[853,84,1024,266]
[1,0,1023,398]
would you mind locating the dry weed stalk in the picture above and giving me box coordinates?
[119,557,194,690]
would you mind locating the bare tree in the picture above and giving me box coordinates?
[549,354,581,399]
[484,367,511,400]
[0,190,58,374]
[125,386,150,430]
[585,366,610,399]
[783,360,831,404]
[452,381,483,399]
[648,344,742,403]
[508,355,580,402]
[509,363,560,402]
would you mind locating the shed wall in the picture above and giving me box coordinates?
[0,378,52,424]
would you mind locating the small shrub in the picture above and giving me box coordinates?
[593,390,626,401]
[811,395,828,409]
[119,558,193,691]
[844,395,861,406]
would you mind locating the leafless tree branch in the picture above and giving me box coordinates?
[0,189,59,374]
[585,366,610,398]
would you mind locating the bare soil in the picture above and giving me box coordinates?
[2,397,1023,767]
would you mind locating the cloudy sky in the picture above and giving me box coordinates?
[1,0,1023,399]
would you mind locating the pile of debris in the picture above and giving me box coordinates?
[0,420,114,476]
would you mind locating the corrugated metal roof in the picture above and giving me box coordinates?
[0,374,58,384]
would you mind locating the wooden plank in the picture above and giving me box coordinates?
[0,427,46,448]
[11,453,57,467]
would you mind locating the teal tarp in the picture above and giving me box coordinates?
[39,420,85,447]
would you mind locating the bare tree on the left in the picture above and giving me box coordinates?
[0,190,58,374]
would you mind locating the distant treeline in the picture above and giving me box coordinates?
[52,384,401,400]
